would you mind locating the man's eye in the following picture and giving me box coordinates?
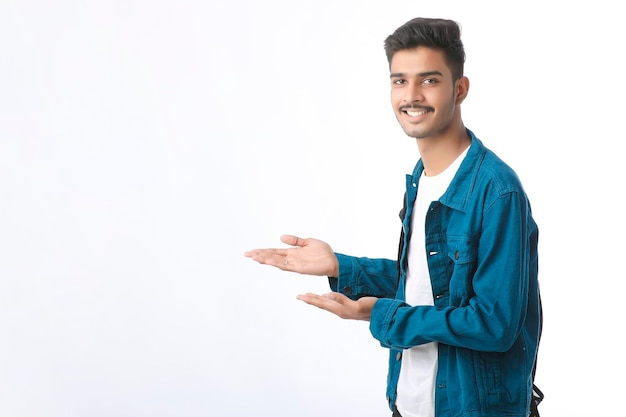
[423,78,438,85]
[392,79,406,85]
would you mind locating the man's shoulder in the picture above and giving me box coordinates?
[474,147,527,198]
[463,134,526,195]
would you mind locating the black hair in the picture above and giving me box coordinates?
[384,17,465,80]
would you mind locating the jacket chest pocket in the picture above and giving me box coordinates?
[446,240,478,306]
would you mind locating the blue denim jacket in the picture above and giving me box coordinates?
[330,130,541,417]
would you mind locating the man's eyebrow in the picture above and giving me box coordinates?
[389,70,444,78]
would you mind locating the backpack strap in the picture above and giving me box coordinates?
[529,295,544,417]
[396,191,408,275]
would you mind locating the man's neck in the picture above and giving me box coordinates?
[417,124,471,177]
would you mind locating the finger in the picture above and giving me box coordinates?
[244,249,282,259]
[280,234,307,247]
[243,248,277,261]
[297,293,329,307]
[244,249,289,268]
[320,292,347,303]
[297,293,343,315]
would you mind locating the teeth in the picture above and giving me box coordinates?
[406,110,426,117]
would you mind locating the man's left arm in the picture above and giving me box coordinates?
[370,191,534,351]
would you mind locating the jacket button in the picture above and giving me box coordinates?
[396,352,402,361]
[454,250,460,260]
[343,286,352,295]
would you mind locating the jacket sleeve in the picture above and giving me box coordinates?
[328,253,399,300]
[370,191,536,352]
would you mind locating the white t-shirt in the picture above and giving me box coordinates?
[395,147,469,417]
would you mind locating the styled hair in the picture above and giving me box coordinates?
[384,17,465,80]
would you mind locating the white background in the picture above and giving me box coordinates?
[1,1,624,416]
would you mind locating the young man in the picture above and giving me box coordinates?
[245,17,542,417]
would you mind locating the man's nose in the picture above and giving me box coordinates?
[403,83,424,104]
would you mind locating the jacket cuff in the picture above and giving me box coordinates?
[327,253,358,298]
[369,297,404,347]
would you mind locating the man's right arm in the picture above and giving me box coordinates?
[330,254,398,300]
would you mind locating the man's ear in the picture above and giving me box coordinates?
[455,76,470,105]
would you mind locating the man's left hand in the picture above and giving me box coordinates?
[296,292,377,321]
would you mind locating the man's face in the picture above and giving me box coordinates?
[389,47,463,139]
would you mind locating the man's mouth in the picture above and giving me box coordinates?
[401,106,432,117]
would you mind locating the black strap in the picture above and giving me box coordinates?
[396,192,408,275]
[529,295,544,417]
[529,383,544,417]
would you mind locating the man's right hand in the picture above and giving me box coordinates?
[244,234,339,277]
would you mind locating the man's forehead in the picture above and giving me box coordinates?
[389,47,449,74]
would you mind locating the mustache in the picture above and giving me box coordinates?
[399,104,434,112]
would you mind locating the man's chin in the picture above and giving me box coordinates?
[403,128,427,139]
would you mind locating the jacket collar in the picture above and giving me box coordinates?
[410,128,486,213]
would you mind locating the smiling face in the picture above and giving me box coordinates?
[390,47,468,140]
